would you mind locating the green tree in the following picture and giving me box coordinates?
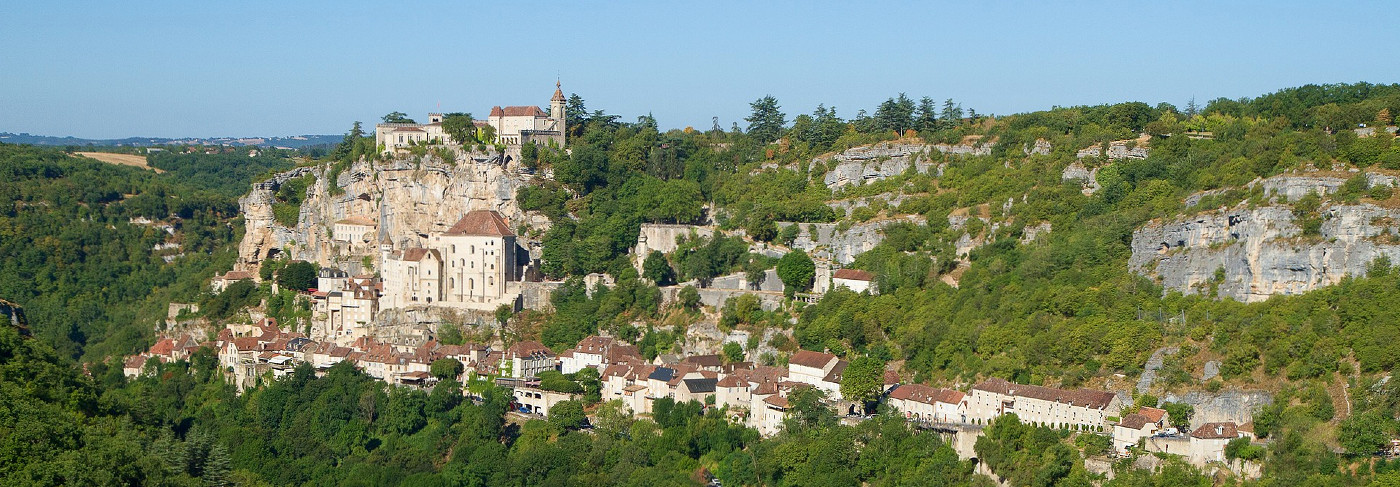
[679,285,701,310]
[441,112,476,145]
[430,358,464,381]
[382,111,415,124]
[745,95,786,145]
[839,356,886,409]
[1161,402,1194,429]
[1338,410,1394,455]
[777,249,816,296]
[547,400,587,430]
[642,251,676,286]
[276,261,317,291]
[723,342,745,363]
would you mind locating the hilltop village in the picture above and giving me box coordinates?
[109,84,1315,479]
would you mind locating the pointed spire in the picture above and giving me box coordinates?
[552,79,565,102]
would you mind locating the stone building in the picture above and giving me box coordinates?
[966,378,1122,430]
[379,210,527,311]
[374,83,566,153]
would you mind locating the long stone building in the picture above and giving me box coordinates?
[966,378,1123,430]
[374,82,566,153]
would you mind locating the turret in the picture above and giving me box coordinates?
[550,80,566,121]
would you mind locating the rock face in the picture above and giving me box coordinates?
[819,140,989,189]
[779,216,922,265]
[1062,162,1102,195]
[1160,390,1273,430]
[1130,174,1400,302]
[237,152,544,274]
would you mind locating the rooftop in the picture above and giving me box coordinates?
[444,210,514,237]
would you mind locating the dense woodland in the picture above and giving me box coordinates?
[4,82,1400,485]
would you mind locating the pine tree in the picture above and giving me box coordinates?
[203,444,232,487]
[745,95,786,145]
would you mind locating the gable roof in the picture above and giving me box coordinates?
[833,269,875,281]
[647,367,676,382]
[1138,406,1167,424]
[971,378,1117,410]
[497,106,547,117]
[683,354,723,368]
[889,383,965,405]
[1119,413,1153,430]
[1191,422,1239,439]
[444,210,514,237]
[789,350,838,370]
[401,248,440,262]
[336,215,376,226]
[682,378,718,394]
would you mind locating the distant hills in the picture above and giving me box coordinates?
[0,131,342,149]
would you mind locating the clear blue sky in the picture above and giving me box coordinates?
[2,1,1397,139]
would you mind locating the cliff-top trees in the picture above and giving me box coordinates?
[746,95,786,145]
[441,113,475,145]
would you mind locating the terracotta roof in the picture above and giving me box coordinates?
[683,354,723,368]
[623,384,647,393]
[496,106,547,117]
[336,215,376,226]
[125,355,148,369]
[394,126,424,132]
[552,81,565,102]
[506,340,552,359]
[401,248,440,262]
[444,210,514,237]
[1191,422,1239,439]
[149,338,175,356]
[789,350,838,370]
[889,384,965,406]
[833,269,875,281]
[489,106,504,117]
[1138,406,1167,424]
[763,395,790,408]
[1237,422,1255,434]
[1119,413,1152,430]
[575,335,617,353]
[217,270,254,281]
[716,375,746,388]
[971,378,1117,410]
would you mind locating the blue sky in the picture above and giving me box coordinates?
[2,1,1397,139]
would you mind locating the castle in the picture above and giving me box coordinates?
[379,210,528,311]
[374,82,566,154]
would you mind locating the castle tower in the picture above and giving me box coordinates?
[550,80,566,122]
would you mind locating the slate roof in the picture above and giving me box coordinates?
[682,378,718,394]
[444,210,514,237]
[647,366,675,382]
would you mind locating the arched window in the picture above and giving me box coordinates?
[451,245,456,253]
[468,278,474,290]
[449,277,454,289]
[470,245,475,254]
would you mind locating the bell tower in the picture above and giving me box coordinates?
[550,80,566,121]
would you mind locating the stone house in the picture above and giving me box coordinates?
[332,215,377,244]
[1113,406,1169,452]
[513,386,579,416]
[502,340,555,379]
[831,268,876,294]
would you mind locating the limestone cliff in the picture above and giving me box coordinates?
[238,151,546,274]
[819,139,992,189]
[1130,173,1400,302]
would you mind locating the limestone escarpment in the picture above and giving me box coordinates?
[238,152,545,274]
[819,139,992,189]
[1130,173,1400,302]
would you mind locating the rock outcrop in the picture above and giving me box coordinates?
[819,139,990,189]
[1130,174,1400,302]
[779,216,922,265]
[1061,162,1102,195]
[238,151,544,274]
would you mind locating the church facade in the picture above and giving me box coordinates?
[379,210,526,311]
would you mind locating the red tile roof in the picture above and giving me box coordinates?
[972,378,1117,410]
[149,338,175,356]
[1119,413,1152,430]
[445,210,514,237]
[1138,406,1167,424]
[833,269,875,281]
[1191,422,1239,439]
[496,106,547,117]
[683,354,723,368]
[889,383,965,405]
[789,350,837,370]
[402,248,440,262]
[763,395,790,408]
